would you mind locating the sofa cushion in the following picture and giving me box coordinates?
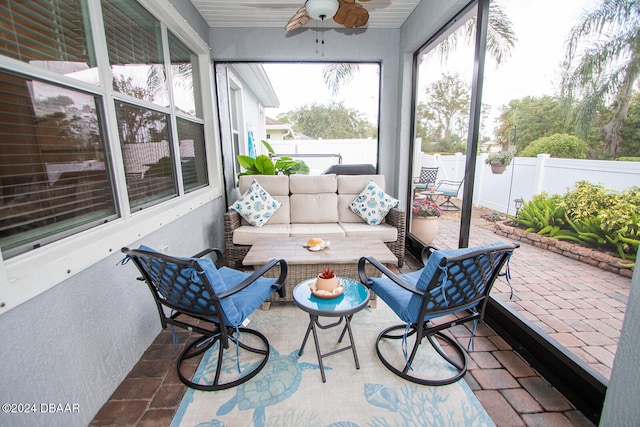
[239,195,289,226]
[337,174,385,194]
[348,180,399,225]
[339,222,398,242]
[231,179,282,227]
[338,194,371,223]
[290,174,337,193]
[338,175,387,222]
[290,193,339,223]
[290,223,345,239]
[239,174,289,196]
[232,224,291,245]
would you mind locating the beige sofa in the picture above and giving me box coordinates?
[224,174,406,268]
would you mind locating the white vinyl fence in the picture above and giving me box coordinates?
[267,139,377,175]
[420,153,640,216]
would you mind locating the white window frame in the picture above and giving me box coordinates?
[0,0,223,314]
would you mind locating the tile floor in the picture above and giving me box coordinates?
[90,219,614,426]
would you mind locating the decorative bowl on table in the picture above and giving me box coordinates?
[304,238,330,251]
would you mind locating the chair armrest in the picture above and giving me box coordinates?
[385,206,405,231]
[358,256,424,297]
[420,245,440,264]
[192,248,224,268]
[216,258,288,299]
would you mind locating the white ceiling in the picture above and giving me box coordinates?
[189,0,422,29]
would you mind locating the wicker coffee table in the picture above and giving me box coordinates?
[242,237,397,308]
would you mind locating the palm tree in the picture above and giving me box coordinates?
[323,1,516,96]
[436,1,517,66]
[562,0,640,157]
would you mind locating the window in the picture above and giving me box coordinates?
[102,0,168,106]
[0,71,116,258]
[0,0,212,259]
[176,118,207,192]
[0,0,99,85]
[116,102,176,209]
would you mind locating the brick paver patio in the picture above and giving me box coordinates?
[433,209,631,380]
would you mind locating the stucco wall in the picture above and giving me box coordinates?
[0,199,226,427]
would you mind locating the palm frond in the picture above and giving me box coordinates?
[322,63,359,96]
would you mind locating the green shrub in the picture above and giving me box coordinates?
[519,133,589,159]
[617,157,640,161]
[515,183,640,263]
[559,181,615,221]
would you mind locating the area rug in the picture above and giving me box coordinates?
[171,300,494,427]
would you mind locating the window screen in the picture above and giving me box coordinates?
[0,71,117,258]
[116,102,177,210]
[176,118,207,192]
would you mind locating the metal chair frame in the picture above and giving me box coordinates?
[121,247,287,391]
[412,166,439,199]
[436,179,464,211]
[358,242,519,386]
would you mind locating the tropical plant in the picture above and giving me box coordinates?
[437,1,517,66]
[562,0,640,157]
[514,184,640,264]
[322,2,516,96]
[412,199,442,218]
[485,149,514,166]
[513,194,572,238]
[519,134,589,159]
[322,63,359,96]
[237,140,309,178]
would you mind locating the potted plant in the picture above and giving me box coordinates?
[485,149,514,174]
[316,267,339,292]
[237,140,309,178]
[411,199,442,244]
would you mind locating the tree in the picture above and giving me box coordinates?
[436,1,517,66]
[562,0,640,157]
[277,102,376,139]
[416,73,471,146]
[322,63,358,96]
[494,96,574,153]
[323,4,517,97]
[519,133,589,159]
[619,89,640,157]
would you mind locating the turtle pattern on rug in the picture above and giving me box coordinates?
[171,301,494,427]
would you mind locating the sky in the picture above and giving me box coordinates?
[262,0,601,138]
[263,62,380,122]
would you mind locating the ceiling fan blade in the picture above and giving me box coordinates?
[333,0,369,28]
[285,5,311,32]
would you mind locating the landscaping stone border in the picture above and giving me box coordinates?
[493,220,634,278]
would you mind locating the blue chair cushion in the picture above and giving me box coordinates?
[370,242,506,324]
[137,246,278,327]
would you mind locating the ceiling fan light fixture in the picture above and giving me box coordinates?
[305,0,339,20]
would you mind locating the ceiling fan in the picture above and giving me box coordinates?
[285,0,371,32]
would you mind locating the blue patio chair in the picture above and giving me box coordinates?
[436,179,464,211]
[412,166,439,198]
[121,245,287,391]
[358,241,519,385]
